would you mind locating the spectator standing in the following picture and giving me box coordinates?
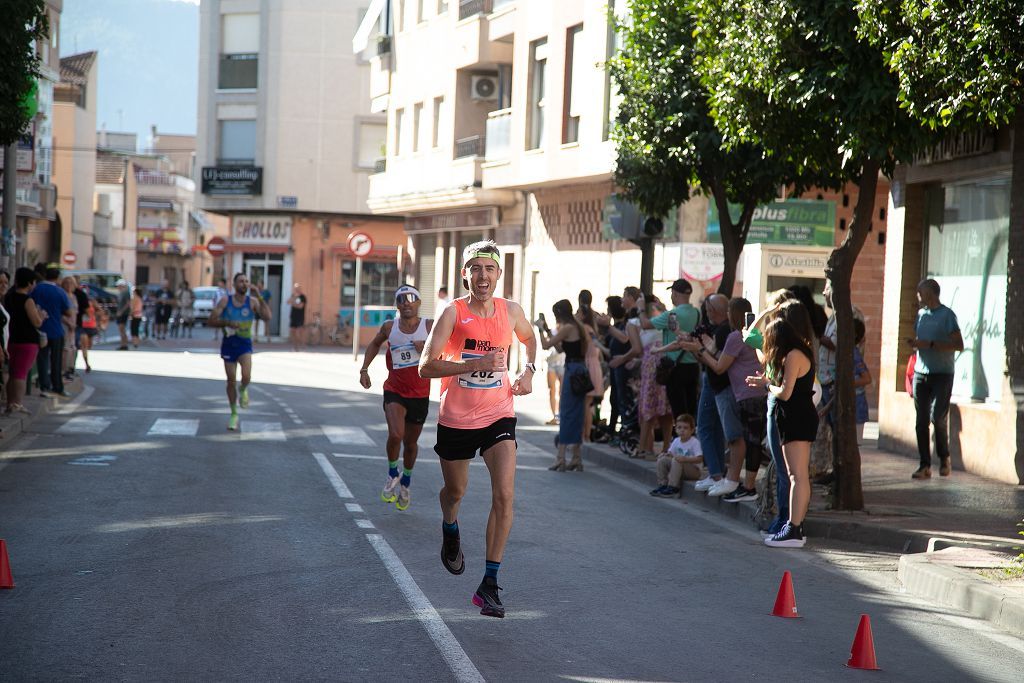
[755,309,819,549]
[603,295,632,435]
[130,286,144,347]
[79,295,98,372]
[71,277,89,370]
[60,277,79,380]
[214,277,229,340]
[852,318,872,445]
[177,281,196,339]
[155,280,174,340]
[5,268,46,412]
[259,281,272,342]
[0,270,9,399]
[679,294,745,497]
[288,283,307,351]
[115,279,131,350]
[908,278,963,479]
[650,414,702,497]
[576,291,606,442]
[640,278,700,417]
[434,286,451,321]
[538,299,589,472]
[31,266,72,397]
[544,345,564,425]
[633,299,673,459]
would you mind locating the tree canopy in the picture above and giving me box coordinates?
[0,0,48,146]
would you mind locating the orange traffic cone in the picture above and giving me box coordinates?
[847,614,880,670]
[771,570,800,618]
[0,539,14,589]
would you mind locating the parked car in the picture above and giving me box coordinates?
[192,286,222,324]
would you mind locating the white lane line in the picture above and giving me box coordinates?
[322,425,376,447]
[238,421,286,441]
[147,419,200,436]
[313,453,353,499]
[56,384,95,414]
[293,418,304,425]
[367,534,485,683]
[345,503,364,513]
[84,406,277,416]
[57,416,112,434]
[355,519,375,529]
[332,452,549,472]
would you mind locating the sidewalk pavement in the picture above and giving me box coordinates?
[0,374,86,445]
[581,433,1024,636]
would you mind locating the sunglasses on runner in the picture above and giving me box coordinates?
[396,293,420,304]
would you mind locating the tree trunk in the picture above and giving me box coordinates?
[826,157,880,511]
[711,186,755,296]
[1007,111,1024,483]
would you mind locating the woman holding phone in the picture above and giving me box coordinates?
[538,299,590,471]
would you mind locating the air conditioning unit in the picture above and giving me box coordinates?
[470,74,499,101]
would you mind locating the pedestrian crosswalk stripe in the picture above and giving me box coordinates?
[238,421,286,441]
[147,419,200,436]
[58,416,112,434]
[322,425,375,447]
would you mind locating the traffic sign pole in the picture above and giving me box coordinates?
[352,257,362,360]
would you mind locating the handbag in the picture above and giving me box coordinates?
[655,354,680,385]
[38,330,48,349]
[570,366,594,396]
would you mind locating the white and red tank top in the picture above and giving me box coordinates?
[383,317,431,398]
[438,297,514,430]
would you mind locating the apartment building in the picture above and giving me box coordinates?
[197,0,402,339]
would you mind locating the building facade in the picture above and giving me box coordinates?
[879,125,1023,484]
[197,0,401,339]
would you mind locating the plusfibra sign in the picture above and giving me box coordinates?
[708,199,835,247]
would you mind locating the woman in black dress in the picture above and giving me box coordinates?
[750,316,817,548]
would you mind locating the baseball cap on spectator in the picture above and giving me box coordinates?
[667,278,693,294]
[116,278,129,287]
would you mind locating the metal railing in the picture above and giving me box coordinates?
[454,135,486,159]
[485,108,512,160]
[376,36,392,56]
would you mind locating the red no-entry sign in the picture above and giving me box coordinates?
[207,237,227,255]
[62,251,77,266]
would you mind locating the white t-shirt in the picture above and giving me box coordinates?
[668,435,702,458]
[434,296,450,321]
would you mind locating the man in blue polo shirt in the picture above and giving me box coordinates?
[908,278,963,480]
[32,265,73,397]
[640,278,701,417]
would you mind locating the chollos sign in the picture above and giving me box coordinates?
[231,215,292,246]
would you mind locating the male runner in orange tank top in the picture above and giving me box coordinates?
[419,240,538,618]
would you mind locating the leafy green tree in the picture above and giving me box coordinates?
[608,0,809,296]
[693,0,937,510]
[0,0,48,146]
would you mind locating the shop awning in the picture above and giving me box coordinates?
[352,0,387,53]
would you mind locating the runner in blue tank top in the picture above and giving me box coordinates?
[209,272,273,430]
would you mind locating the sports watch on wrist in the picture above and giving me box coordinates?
[524,363,537,373]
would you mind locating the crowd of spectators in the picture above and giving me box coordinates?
[538,278,877,550]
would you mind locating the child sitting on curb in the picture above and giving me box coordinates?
[650,414,703,498]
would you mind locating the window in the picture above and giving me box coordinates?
[563,24,584,144]
[438,0,449,14]
[413,102,424,153]
[432,96,444,148]
[341,260,401,306]
[356,121,387,169]
[218,119,257,165]
[527,38,548,150]
[219,13,259,89]
[418,0,426,23]
[396,0,404,32]
[394,108,405,155]
[924,175,1010,403]
[603,0,628,140]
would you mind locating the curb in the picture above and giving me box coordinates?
[898,550,1024,637]
[0,376,85,444]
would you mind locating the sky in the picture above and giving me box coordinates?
[60,0,199,149]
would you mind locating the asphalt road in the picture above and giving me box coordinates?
[1,348,1023,682]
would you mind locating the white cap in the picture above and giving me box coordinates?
[395,284,421,300]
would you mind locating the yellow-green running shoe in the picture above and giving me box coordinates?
[381,475,400,503]
[228,413,239,431]
[239,386,249,409]
[395,485,411,511]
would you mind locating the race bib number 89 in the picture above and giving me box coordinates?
[458,352,504,389]
[390,342,420,369]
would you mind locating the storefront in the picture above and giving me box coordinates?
[878,128,1022,483]
[226,213,293,337]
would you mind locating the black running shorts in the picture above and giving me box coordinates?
[434,417,517,461]
[383,390,429,425]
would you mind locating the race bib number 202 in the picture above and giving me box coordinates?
[458,352,503,389]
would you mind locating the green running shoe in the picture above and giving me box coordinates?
[228,413,239,431]
[239,386,249,409]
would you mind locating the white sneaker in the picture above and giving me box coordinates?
[694,476,717,492]
[395,484,411,511]
[707,479,739,497]
[381,475,400,503]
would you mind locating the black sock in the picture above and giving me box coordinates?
[442,520,459,537]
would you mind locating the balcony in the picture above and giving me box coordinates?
[454,135,486,159]
[452,1,513,69]
[485,109,512,160]
[459,0,490,20]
